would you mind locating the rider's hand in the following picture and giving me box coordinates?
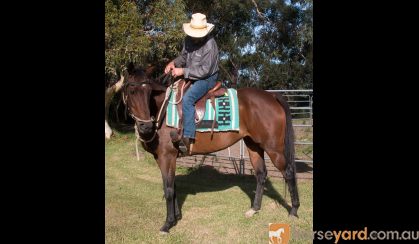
[171,68,184,77]
[164,61,175,74]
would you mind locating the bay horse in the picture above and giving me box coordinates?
[122,63,299,233]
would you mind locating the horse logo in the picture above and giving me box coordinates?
[269,223,290,244]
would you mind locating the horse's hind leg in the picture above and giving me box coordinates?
[265,149,300,217]
[244,137,267,218]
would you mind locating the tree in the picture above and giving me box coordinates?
[253,0,313,89]
[105,0,187,138]
[104,0,313,136]
[182,0,312,89]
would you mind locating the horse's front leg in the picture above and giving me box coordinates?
[174,182,182,220]
[158,154,178,234]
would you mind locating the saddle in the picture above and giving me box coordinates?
[174,79,227,138]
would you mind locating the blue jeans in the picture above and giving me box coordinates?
[183,73,218,139]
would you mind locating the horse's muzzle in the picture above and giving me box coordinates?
[138,122,153,134]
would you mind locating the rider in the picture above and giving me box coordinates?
[164,13,219,154]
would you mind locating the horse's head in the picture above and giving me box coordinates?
[123,62,159,134]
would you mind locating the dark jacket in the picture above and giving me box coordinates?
[173,35,219,80]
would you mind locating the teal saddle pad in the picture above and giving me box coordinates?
[166,88,239,132]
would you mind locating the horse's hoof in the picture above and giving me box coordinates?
[159,220,176,234]
[245,208,258,218]
[289,214,299,219]
[289,207,299,218]
[159,224,170,234]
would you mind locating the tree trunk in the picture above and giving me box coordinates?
[105,75,124,139]
[105,120,113,139]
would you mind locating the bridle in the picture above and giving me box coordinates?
[122,79,157,143]
[122,74,174,143]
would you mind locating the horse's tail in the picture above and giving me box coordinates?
[275,93,300,214]
[274,94,296,180]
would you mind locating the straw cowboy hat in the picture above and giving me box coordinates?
[182,13,214,38]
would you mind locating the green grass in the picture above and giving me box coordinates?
[106,132,313,243]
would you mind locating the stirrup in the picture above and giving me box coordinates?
[178,139,189,154]
[170,131,190,155]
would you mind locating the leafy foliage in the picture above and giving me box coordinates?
[105,0,313,126]
[105,0,187,85]
[182,0,312,89]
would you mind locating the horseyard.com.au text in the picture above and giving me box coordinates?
[313,228,419,243]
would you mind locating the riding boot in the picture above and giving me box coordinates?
[178,137,192,155]
[170,131,193,155]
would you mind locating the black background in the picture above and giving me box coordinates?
[3,1,104,242]
[314,0,419,238]
[4,0,418,242]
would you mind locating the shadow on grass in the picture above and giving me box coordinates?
[175,165,291,216]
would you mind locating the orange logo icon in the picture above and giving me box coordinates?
[269,223,290,244]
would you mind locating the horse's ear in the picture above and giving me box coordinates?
[127,62,135,75]
[145,64,156,77]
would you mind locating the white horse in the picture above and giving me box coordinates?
[269,227,285,244]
